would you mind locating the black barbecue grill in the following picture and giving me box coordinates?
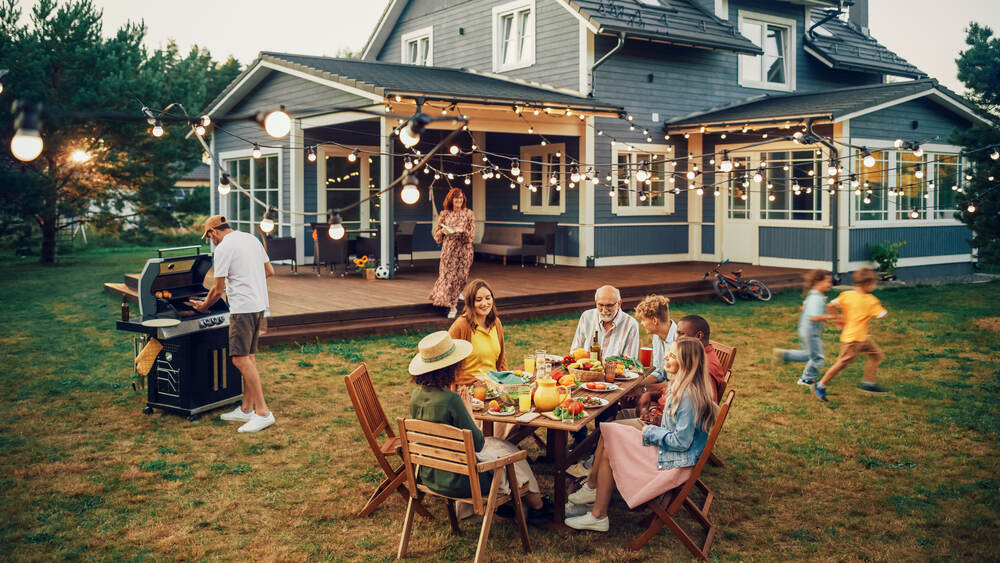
[117,245,242,420]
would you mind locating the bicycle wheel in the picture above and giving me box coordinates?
[747,279,772,301]
[712,278,737,305]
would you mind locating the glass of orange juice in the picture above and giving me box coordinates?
[523,354,535,376]
[518,385,532,412]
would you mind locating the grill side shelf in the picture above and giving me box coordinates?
[116,320,157,336]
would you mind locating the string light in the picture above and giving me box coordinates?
[398,112,431,148]
[348,148,359,162]
[258,107,292,138]
[991,147,1000,160]
[194,122,206,136]
[328,210,345,240]
[510,161,521,176]
[967,203,976,213]
[894,139,904,149]
[449,145,460,155]
[570,166,581,183]
[400,174,420,204]
[861,148,876,168]
[306,147,317,162]
[252,144,262,159]
[636,162,650,183]
[719,150,733,173]
[259,207,276,233]
[915,165,924,179]
[217,173,231,195]
[151,120,164,138]
[909,207,920,219]
[199,115,211,128]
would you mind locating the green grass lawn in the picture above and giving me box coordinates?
[1,248,998,561]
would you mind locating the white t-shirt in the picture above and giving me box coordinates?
[213,231,270,314]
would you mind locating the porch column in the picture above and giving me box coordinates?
[290,118,305,265]
[380,117,395,275]
[580,117,595,266]
[688,134,703,261]
[834,121,851,276]
[471,131,486,243]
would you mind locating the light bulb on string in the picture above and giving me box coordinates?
[398,112,431,148]
[894,139,905,149]
[529,184,537,192]
[909,208,919,219]
[549,174,558,186]
[639,190,647,202]
[217,173,232,195]
[449,145,460,156]
[348,148,359,162]
[259,108,292,138]
[464,177,471,185]
[259,207,276,234]
[400,174,420,204]
[151,120,164,138]
[719,150,733,173]
[252,144,262,159]
[913,146,923,157]
[714,188,720,197]
[306,147,317,162]
[753,170,763,184]
[862,148,876,168]
[915,165,923,179]
[194,123,206,136]
[404,158,413,170]
[967,203,976,213]
[636,162,650,183]
[863,196,871,204]
[328,211,346,240]
[200,115,212,128]
[510,161,521,176]
[827,162,839,177]
[202,151,212,165]
[991,147,1000,160]
[570,166,581,183]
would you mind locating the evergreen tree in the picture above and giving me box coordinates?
[950,22,1000,266]
[0,0,240,262]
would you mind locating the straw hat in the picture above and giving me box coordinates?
[408,331,472,376]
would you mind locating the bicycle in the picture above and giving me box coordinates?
[702,260,772,305]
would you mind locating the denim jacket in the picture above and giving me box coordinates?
[641,389,708,470]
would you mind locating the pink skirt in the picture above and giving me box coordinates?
[599,422,693,508]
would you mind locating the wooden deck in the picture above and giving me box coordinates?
[105,260,807,345]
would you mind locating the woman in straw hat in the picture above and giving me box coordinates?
[409,331,552,524]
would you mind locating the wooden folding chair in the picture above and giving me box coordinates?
[708,341,737,468]
[396,418,532,563]
[629,390,735,560]
[344,363,432,519]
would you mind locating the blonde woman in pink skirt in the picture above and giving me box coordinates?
[564,337,719,531]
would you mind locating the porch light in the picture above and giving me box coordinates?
[570,167,581,183]
[259,207,276,234]
[348,148,359,162]
[258,108,292,138]
[449,145,460,156]
[398,112,431,148]
[252,144,262,159]
[328,210,345,240]
[967,203,976,213]
[218,173,231,195]
[859,148,875,168]
[909,208,919,219]
[719,151,733,173]
[200,115,211,128]
[400,174,420,204]
[991,147,1000,160]
[306,147,317,162]
[151,120,164,137]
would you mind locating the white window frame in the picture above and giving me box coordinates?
[715,0,729,20]
[718,142,828,226]
[519,142,566,215]
[219,148,286,236]
[610,142,676,216]
[737,10,796,92]
[400,26,433,66]
[316,145,382,230]
[492,0,535,73]
[848,138,966,227]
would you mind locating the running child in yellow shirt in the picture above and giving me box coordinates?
[814,267,888,401]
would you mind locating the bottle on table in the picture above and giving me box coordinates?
[121,296,130,322]
[590,329,602,362]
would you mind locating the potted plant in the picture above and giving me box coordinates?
[586,255,595,268]
[869,241,906,281]
[353,255,377,280]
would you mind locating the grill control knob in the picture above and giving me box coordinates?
[165,352,173,362]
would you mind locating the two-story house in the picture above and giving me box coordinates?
[202,0,990,281]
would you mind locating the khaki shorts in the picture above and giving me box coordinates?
[229,312,264,356]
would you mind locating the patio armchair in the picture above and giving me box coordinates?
[311,222,349,276]
[520,221,557,267]
[395,221,417,268]
[263,235,297,274]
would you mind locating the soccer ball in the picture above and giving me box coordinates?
[374,265,390,279]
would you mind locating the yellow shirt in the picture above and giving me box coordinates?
[456,324,501,386]
[834,289,887,343]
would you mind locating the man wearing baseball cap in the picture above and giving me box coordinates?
[187,215,277,432]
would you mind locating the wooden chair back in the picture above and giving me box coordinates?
[397,418,486,512]
[344,363,396,475]
[710,340,736,375]
[667,389,733,515]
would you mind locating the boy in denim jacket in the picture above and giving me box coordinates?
[774,269,835,386]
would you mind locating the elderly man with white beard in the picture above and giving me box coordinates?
[569,285,640,361]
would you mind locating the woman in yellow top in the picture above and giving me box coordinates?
[448,279,507,388]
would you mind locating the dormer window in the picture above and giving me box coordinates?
[492,0,535,72]
[738,11,796,92]
[401,27,433,66]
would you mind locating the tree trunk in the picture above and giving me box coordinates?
[40,220,58,264]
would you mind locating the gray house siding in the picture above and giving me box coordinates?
[759,226,833,261]
[849,97,973,141]
[848,226,971,261]
[378,0,581,92]
[595,224,688,257]
[702,225,715,255]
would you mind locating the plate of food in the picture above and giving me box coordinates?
[615,370,640,381]
[486,402,516,416]
[544,400,587,421]
[471,398,484,411]
[577,395,609,408]
[582,381,619,393]
[484,390,502,401]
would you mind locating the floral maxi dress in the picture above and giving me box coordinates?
[429,208,476,308]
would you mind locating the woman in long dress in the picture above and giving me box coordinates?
[563,337,719,532]
[429,188,475,318]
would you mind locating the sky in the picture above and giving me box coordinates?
[26,0,1000,94]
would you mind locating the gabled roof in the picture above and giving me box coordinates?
[664,79,992,129]
[804,11,925,79]
[362,0,763,60]
[202,52,622,118]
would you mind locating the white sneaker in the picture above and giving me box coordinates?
[566,461,589,479]
[567,483,597,505]
[447,308,457,319]
[220,405,253,422]
[565,512,609,532]
[238,411,275,433]
[565,502,591,517]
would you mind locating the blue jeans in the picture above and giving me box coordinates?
[782,330,825,381]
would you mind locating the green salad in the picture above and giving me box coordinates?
[605,355,641,370]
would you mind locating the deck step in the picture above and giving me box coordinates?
[104,282,138,301]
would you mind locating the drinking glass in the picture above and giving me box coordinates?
[517,385,532,412]
[523,354,535,376]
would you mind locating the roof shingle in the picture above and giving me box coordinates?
[805,11,925,79]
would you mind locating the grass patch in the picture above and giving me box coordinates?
[0,247,997,560]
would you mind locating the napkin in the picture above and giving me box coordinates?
[487,370,525,385]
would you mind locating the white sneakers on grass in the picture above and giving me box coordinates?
[567,483,597,505]
[565,511,609,532]
[220,406,275,432]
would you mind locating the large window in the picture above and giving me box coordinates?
[224,155,281,234]
[739,12,795,91]
[612,147,675,215]
[851,148,963,223]
[520,143,565,215]
[493,0,534,72]
[320,147,381,230]
[401,27,432,66]
[724,149,822,222]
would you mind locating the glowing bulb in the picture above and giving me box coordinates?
[991,148,999,160]
[400,182,420,205]
[200,115,211,127]
[259,215,275,234]
[913,147,923,158]
[70,149,91,163]
[719,158,733,173]
[915,168,924,179]
[217,174,231,195]
[696,188,703,196]
[636,168,650,183]
[194,124,206,136]
[768,193,776,202]
[348,148,359,163]
[753,172,762,183]
[252,144,262,159]
[863,154,876,168]
[909,208,919,219]
[686,171,695,180]
[404,159,413,170]
[511,164,521,177]
[202,151,212,165]
[151,121,164,137]
[449,145,460,155]
[549,175,558,186]
[328,223,346,240]
[827,164,839,177]
[894,139,904,149]
[306,148,317,163]
[262,109,292,138]
[570,168,581,183]
[967,204,976,213]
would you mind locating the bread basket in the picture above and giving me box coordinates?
[569,366,604,382]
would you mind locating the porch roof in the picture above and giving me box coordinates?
[663,79,992,131]
[805,10,925,79]
[203,52,623,119]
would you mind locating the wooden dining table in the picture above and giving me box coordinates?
[474,376,646,523]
